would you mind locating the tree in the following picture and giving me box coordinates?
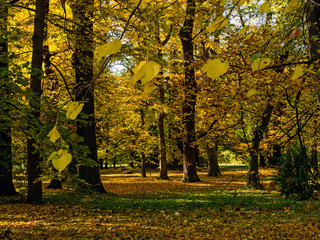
[179,0,200,182]
[27,0,50,204]
[0,0,18,196]
[71,0,105,193]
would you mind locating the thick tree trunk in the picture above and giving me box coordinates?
[206,143,221,177]
[72,0,105,193]
[27,0,49,204]
[248,104,273,189]
[0,1,17,196]
[179,0,200,183]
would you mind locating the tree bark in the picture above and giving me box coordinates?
[0,0,17,196]
[27,0,49,204]
[206,143,221,177]
[248,104,273,189]
[179,0,200,183]
[71,0,105,193]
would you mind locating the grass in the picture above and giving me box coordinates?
[1,167,320,239]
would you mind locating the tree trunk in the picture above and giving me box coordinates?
[71,0,105,193]
[248,104,273,189]
[206,143,221,177]
[179,0,200,183]
[0,1,17,196]
[139,109,147,178]
[27,0,49,204]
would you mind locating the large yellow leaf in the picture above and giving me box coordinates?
[207,16,229,32]
[251,58,271,71]
[284,0,301,13]
[66,101,84,120]
[258,2,270,14]
[47,126,61,143]
[131,61,161,85]
[97,39,121,57]
[52,149,72,173]
[203,58,229,79]
[291,66,304,80]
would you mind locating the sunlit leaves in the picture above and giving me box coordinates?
[203,58,229,79]
[51,149,72,173]
[96,39,121,57]
[207,16,229,32]
[258,2,270,14]
[47,126,61,143]
[66,101,84,120]
[251,58,271,71]
[291,66,304,80]
[284,0,301,13]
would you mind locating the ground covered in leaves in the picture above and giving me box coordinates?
[1,167,320,239]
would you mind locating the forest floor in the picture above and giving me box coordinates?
[1,166,320,239]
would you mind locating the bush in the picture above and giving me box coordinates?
[276,147,320,200]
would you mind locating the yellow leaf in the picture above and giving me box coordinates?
[96,39,121,57]
[284,0,301,13]
[258,2,270,14]
[233,0,246,5]
[66,101,84,120]
[47,126,61,143]
[251,58,271,71]
[203,58,229,79]
[143,81,157,94]
[239,26,250,35]
[247,89,258,97]
[52,149,72,173]
[207,16,229,32]
[243,32,253,41]
[131,61,161,85]
[291,66,304,80]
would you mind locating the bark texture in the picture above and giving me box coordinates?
[27,0,49,204]
[179,0,200,183]
[72,0,105,193]
[248,104,273,189]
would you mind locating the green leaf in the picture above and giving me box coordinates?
[48,151,58,163]
[97,39,121,57]
[258,2,270,14]
[203,58,229,79]
[131,61,161,85]
[207,16,229,32]
[251,58,271,71]
[291,66,304,80]
[66,102,84,120]
[47,126,61,143]
[52,149,72,173]
[251,54,261,61]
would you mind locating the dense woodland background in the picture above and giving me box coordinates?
[1,0,320,205]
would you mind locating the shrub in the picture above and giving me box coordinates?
[276,147,320,200]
